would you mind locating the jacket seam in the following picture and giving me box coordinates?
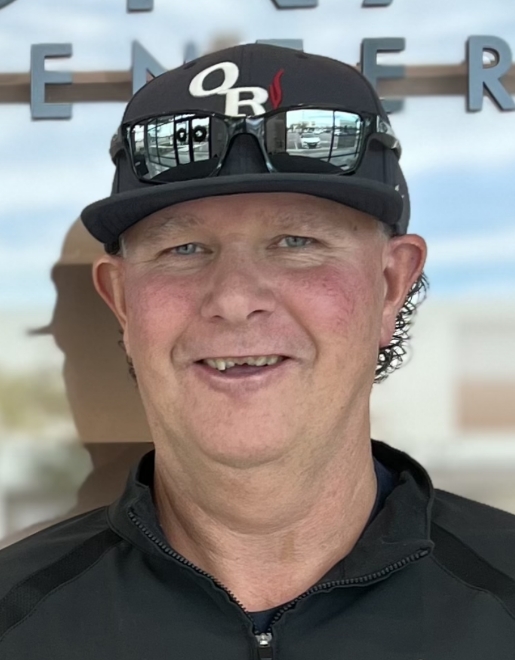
[429,553,515,624]
[0,532,125,645]
[0,508,109,589]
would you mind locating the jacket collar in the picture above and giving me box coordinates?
[108,440,435,581]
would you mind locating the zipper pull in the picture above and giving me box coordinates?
[255,632,273,659]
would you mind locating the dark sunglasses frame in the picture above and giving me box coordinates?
[110,104,402,184]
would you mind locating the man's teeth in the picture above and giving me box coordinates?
[203,356,285,371]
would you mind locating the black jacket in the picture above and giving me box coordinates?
[1,440,514,659]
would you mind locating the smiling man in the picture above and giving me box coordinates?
[93,191,423,614]
[1,43,515,660]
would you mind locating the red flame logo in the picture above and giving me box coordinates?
[269,69,285,109]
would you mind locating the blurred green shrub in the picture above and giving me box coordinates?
[0,369,70,432]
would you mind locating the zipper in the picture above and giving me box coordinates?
[128,509,430,659]
[256,633,273,659]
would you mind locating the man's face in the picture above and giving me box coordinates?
[94,192,425,469]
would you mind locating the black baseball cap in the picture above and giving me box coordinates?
[81,43,410,250]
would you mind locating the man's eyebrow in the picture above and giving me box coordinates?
[267,213,352,239]
[267,211,348,234]
[139,209,351,245]
[137,213,206,246]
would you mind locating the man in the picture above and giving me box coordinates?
[1,44,514,659]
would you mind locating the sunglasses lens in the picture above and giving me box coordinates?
[265,109,364,172]
[129,114,228,182]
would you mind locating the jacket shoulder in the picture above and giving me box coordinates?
[0,507,121,597]
[432,488,515,579]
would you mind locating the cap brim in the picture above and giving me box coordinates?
[81,173,403,245]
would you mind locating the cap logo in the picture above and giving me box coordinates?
[269,69,285,109]
[189,61,269,117]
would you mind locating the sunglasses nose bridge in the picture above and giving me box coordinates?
[228,116,262,138]
[243,116,265,136]
[218,131,269,175]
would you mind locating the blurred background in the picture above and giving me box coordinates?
[0,0,514,547]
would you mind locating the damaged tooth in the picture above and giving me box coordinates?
[202,355,285,372]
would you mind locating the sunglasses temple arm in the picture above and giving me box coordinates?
[109,128,125,164]
[373,116,402,158]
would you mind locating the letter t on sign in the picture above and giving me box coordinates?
[128,0,153,11]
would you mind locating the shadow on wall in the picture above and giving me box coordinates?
[0,219,153,548]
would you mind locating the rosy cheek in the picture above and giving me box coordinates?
[289,264,378,342]
[124,272,193,357]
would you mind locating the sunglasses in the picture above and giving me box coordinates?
[110,105,402,184]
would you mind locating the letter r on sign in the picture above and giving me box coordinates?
[467,36,515,111]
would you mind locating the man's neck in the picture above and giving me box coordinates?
[152,438,378,612]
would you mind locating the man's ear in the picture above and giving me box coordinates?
[379,234,427,348]
[92,255,130,351]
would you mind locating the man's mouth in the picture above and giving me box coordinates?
[192,357,292,383]
[197,355,288,373]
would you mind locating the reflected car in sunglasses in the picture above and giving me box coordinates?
[300,133,321,149]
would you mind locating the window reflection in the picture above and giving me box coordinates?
[267,108,364,170]
[132,115,219,178]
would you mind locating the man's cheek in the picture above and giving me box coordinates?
[302,266,376,340]
[125,278,187,356]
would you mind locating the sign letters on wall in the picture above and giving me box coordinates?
[1,0,513,119]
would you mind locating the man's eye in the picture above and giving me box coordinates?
[165,243,201,256]
[278,236,317,249]
[162,236,316,257]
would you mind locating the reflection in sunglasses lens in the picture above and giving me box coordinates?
[267,109,364,171]
[131,114,223,179]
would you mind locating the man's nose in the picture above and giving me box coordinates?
[199,251,276,323]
